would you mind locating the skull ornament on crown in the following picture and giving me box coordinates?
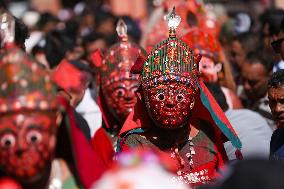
[0,12,58,184]
[133,8,201,129]
[100,19,147,124]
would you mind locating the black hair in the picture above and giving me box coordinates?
[0,1,7,9]
[14,16,29,50]
[205,82,229,112]
[280,17,284,33]
[95,9,116,28]
[206,159,284,189]
[64,18,80,42]
[259,9,284,36]
[233,32,260,54]
[186,11,198,27]
[37,12,59,30]
[117,16,142,44]
[82,31,108,46]
[44,29,75,68]
[268,70,284,88]
[69,59,92,74]
[218,19,235,44]
[245,51,273,73]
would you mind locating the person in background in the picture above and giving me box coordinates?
[51,59,92,139]
[37,12,59,34]
[241,52,275,129]
[259,9,284,72]
[268,71,284,159]
[181,28,242,109]
[94,9,117,44]
[117,15,142,44]
[259,9,284,52]
[230,32,259,86]
[206,83,272,160]
[201,159,284,189]
[271,17,284,71]
[82,31,109,55]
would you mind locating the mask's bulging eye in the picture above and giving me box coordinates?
[114,89,125,97]
[0,134,16,148]
[176,94,184,102]
[26,130,42,144]
[156,93,165,101]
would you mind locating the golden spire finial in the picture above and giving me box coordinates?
[116,19,128,42]
[0,12,15,47]
[166,7,181,38]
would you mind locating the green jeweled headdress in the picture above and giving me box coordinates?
[139,8,201,90]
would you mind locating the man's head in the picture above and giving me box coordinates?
[271,18,284,60]
[260,9,284,51]
[230,32,259,69]
[268,70,284,127]
[242,52,272,102]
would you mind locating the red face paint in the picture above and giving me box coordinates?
[102,79,139,122]
[144,81,196,129]
[0,111,57,181]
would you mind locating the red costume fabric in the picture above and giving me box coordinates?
[56,96,107,189]
[51,59,112,187]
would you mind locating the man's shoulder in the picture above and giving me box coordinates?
[226,108,267,120]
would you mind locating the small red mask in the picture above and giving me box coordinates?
[0,111,57,181]
[199,57,222,83]
[102,78,139,123]
[99,19,147,124]
[143,81,196,129]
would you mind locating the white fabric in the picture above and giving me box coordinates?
[76,89,102,137]
[273,60,284,73]
[24,31,43,53]
[224,109,273,160]
[92,163,188,189]
[221,87,233,109]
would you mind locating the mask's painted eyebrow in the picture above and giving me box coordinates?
[26,124,45,130]
[113,85,126,90]
[156,88,166,93]
[0,128,16,135]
